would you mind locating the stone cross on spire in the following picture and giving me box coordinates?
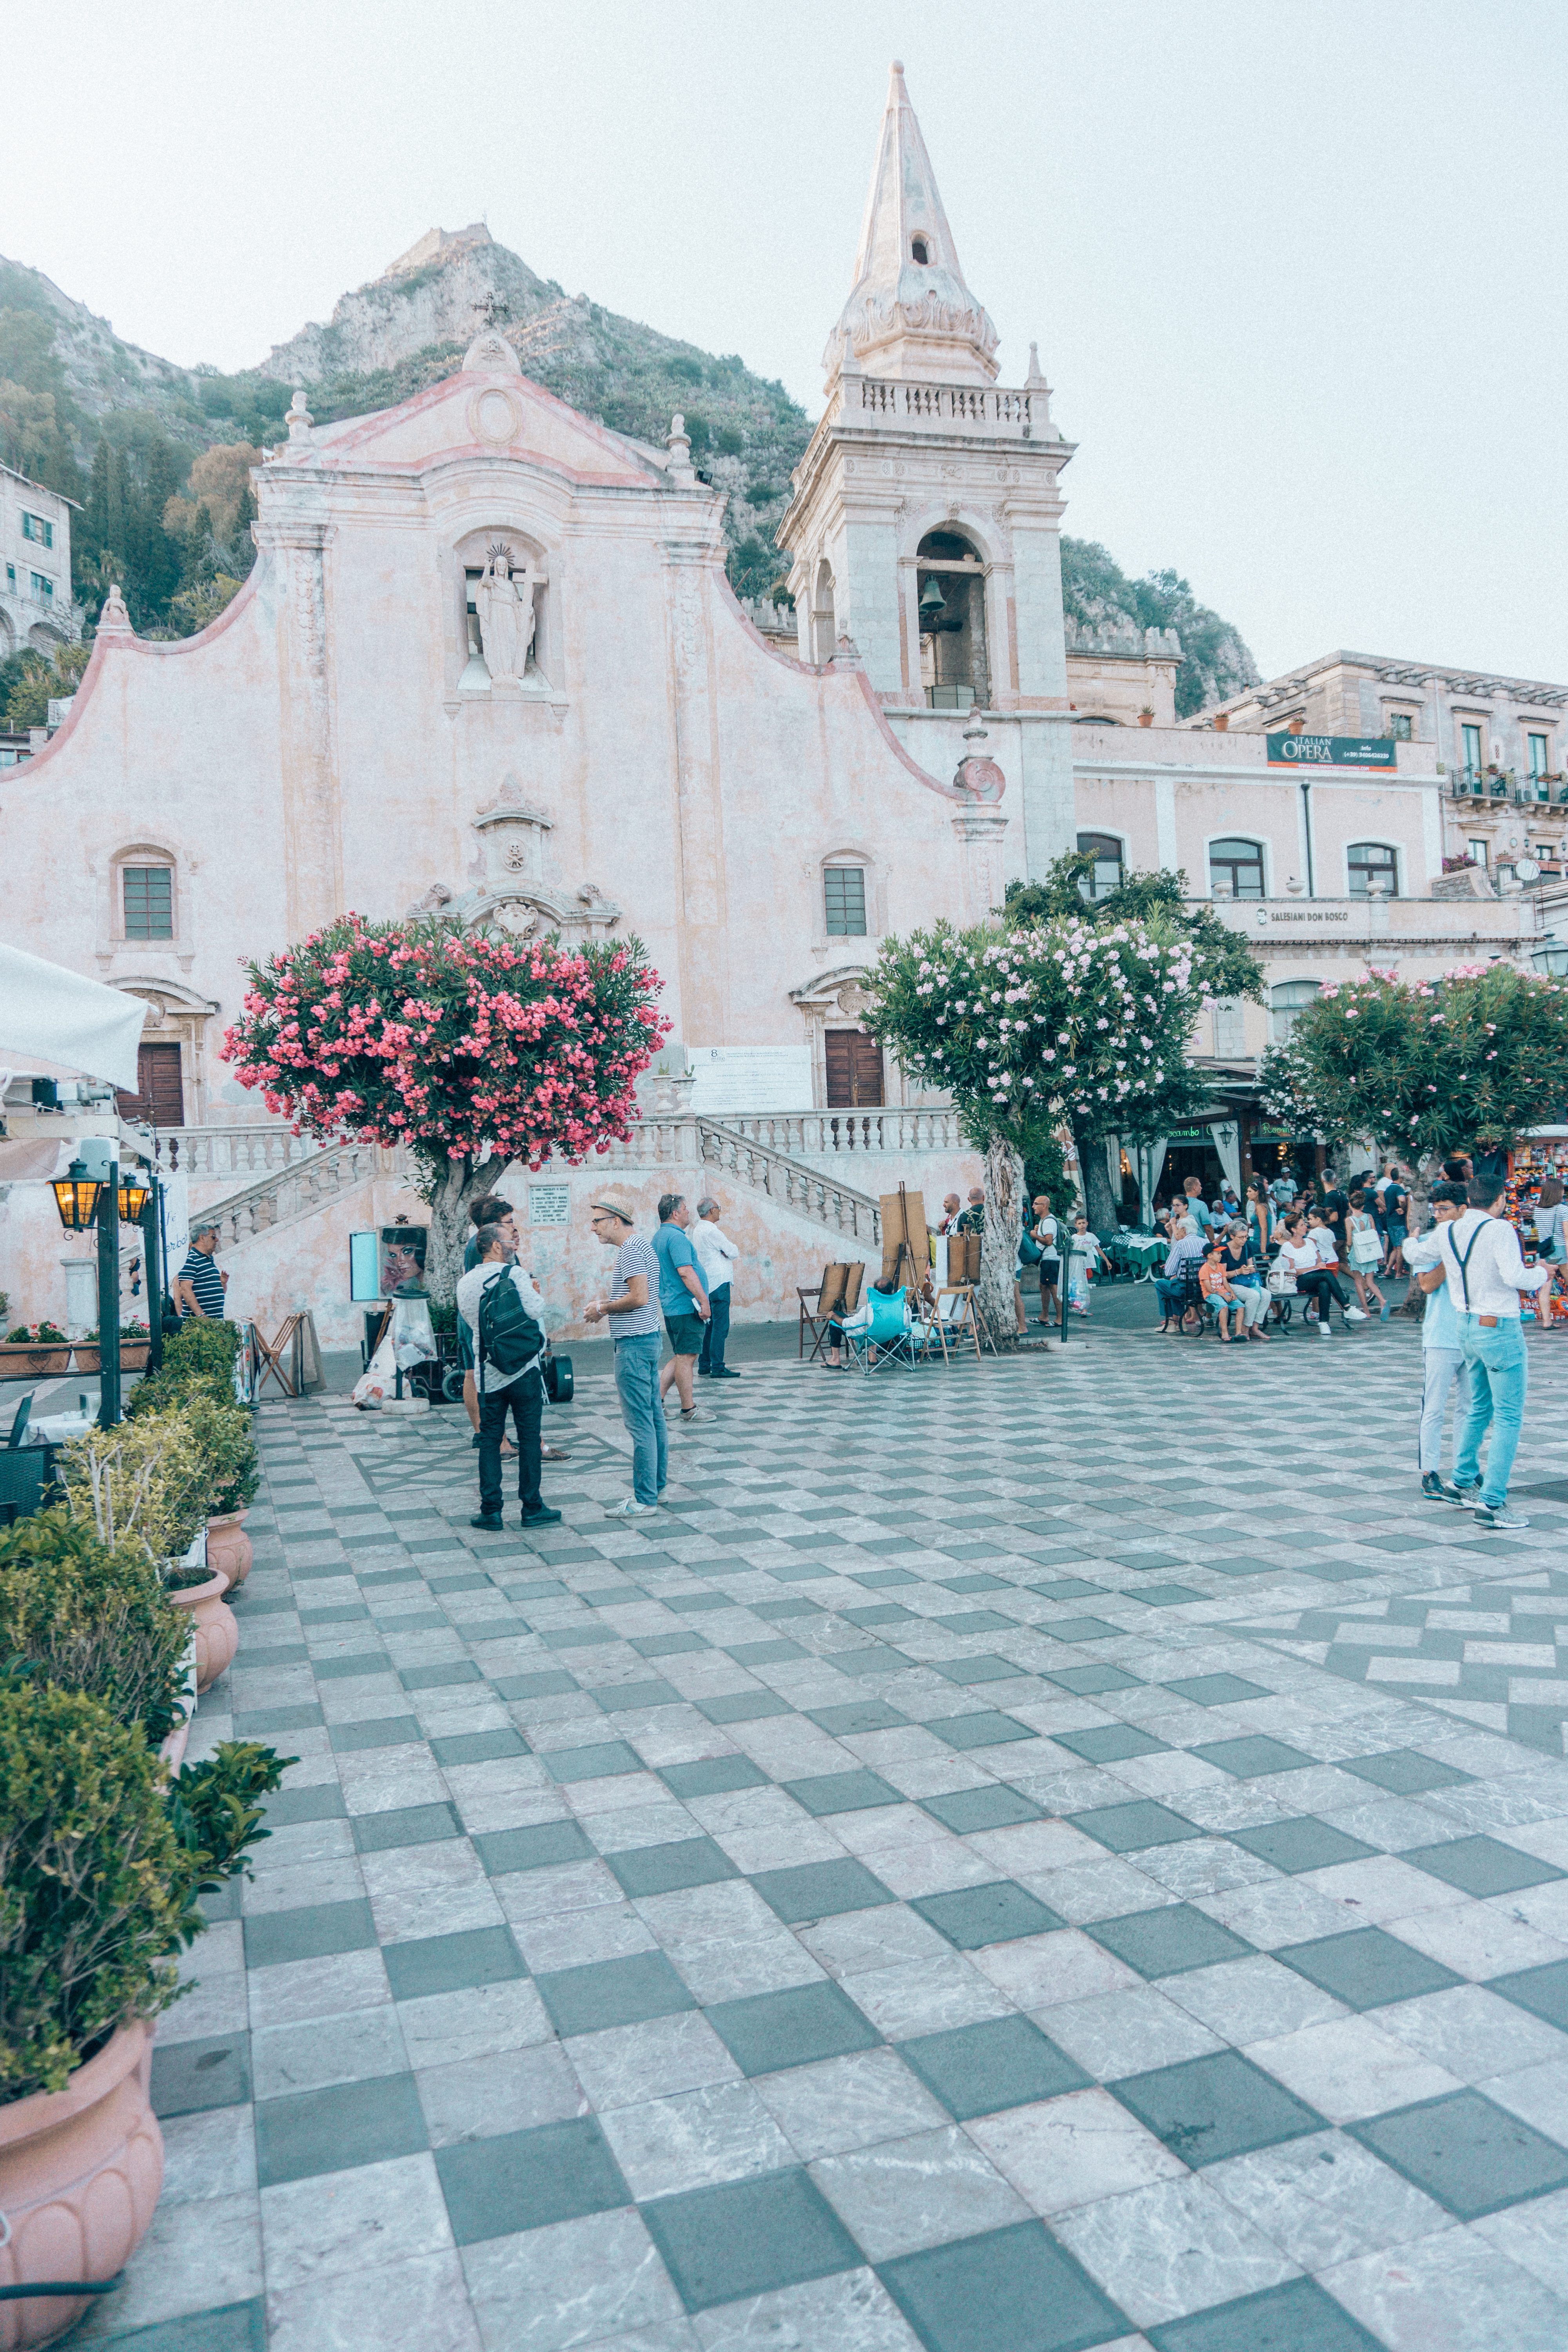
[825,60,1000,391]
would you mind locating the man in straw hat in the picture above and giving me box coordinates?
[583,1195,666,1517]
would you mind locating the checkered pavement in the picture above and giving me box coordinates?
[94,1324,1568,2350]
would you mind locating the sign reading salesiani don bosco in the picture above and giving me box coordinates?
[1266,734,1398,769]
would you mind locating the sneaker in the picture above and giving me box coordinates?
[1344,1306,1368,1323]
[469,1512,503,1531]
[608,1497,658,1518]
[1473,1504,1530,1530]
[1315,1321,1331,1336]
[679,1405,710,1423]
[1421,1471,1465,1504]
[521,1506,563,1528]
[1454,1483,1484,1506]
[541,1445,572,1463]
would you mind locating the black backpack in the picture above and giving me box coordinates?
[477,1269,544,1377]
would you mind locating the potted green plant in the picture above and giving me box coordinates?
[61,1411,240,1691]
[0,1323,72,1379]
[0,1511,189,1757]
[0,1685,286,2342]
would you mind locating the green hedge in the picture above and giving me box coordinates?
[0,1510,188,1746]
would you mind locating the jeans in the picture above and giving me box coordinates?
[1454,1314,1528,1508]
[478,1372,542,1517]
[1155,1276,1194,1318]
[1419,1346,1472,1474]
[614,1332,667,1505]
[699,1283,731,1372]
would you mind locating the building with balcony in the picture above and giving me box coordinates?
[0,463,83,661]
[1200,650,1568,886]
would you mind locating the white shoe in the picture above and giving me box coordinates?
[1315,1321,1331,1336]
[609,1497,658,1517]
[1344,1306,1368,1322]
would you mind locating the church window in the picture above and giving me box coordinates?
[1076,832,1123,901]
[917,530,988,711]
[1347,842,1398,898]
[910,237,930,264]
[824,867,867,936]
[1270,979,1321,1043]
[1209,837,1265,898]
[123,866,174,940]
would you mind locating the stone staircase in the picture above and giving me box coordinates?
[164,1115,886,1251]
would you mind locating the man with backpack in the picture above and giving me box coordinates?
[456,1224,562,1534]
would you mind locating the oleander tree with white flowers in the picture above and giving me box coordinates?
[1258,961,1568,1176]
[866,911,1223,1339]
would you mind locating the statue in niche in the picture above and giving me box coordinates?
[475,545,536,684]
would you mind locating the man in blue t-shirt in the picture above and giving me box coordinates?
[651,1193,710,1425]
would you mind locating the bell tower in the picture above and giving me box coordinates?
[778,62,1079,877]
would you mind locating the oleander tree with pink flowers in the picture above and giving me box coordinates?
[1258,960,1568,1173]
[867,912,1222,1338]
[221,914,668,1298]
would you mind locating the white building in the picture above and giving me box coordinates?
[0,463,82,661]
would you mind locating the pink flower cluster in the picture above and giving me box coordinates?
[221,915,669,1170]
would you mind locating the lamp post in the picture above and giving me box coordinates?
[1531,938,1568,979]
[141,1179,165,1374]
[96,1152,122,1428]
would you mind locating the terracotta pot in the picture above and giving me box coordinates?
[0,2018,163,2349]
[166,1571,238,1691]
[0,1345,72,1379]
[1138,711,1154,727]
[73,1345,152,1375]
[204,1512,252,1592]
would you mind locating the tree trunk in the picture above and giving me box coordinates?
[1074,1120,1119,1236]
[978,1135,1025,1348]
[425,1156,504,1305]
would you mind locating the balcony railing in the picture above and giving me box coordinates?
[845,378,1043,437]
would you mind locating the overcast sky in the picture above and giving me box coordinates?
[16,0,1564,681]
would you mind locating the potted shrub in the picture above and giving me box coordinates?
[73,1323,152,1377]
[60,1411,240,1690]
[0,1686,286,2343]
[0,1511,188,1758]
[0,1323,72,1379]
[1138,704,1155,728]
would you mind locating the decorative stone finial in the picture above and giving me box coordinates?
[665,414,696,486]
[287,387,314,441]
[99,581,132,634]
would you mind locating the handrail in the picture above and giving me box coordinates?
[698,1119,882,1244]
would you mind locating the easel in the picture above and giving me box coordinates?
[926,1287,984,1366]
[256,1311,325,1399]
[880,1183,929,1303]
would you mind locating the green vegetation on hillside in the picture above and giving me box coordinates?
[1060,537,1258,717]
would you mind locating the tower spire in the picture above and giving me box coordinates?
[825,60,1000,390]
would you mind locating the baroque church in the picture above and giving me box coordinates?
[4,65,1515,1340]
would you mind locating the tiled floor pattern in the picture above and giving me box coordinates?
[91,1324,1568,2351]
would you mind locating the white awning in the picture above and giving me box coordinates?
[0,944,147,1089]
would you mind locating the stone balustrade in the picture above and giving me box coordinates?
[151,1126,321,1180]
[844,377,1041,437]
[715,1108,961,1158]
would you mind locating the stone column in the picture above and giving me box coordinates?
[663,544,731,1045]
[269,518,345,940]
[951,807,1009,927]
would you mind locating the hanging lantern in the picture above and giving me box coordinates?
[918,574,946,625]
[118,1174,152,1222]
[52,1160,103,1232]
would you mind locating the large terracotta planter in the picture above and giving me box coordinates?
[0,1345,71,1380]
[0,2018,163,2349]
[72,1345,151,1375]
[167,1571,238,1691]
[205,1512,252,1591]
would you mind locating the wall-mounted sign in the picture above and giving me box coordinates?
[349,1225,427,1301]
[529,1184,570,1225]
[687,1045,813,1114]
[1266,734,1398,769]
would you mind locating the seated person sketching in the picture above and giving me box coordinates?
[825,1270,902,1368]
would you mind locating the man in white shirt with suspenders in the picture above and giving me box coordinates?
[1439,1176,1550,1529]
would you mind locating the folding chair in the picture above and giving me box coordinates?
[845,1285,918,1375]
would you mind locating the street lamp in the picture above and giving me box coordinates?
[117,1174,151,1222]
[51,1160,103,1232]
[1532,938,1568,978]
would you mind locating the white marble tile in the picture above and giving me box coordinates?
[970,1926,1143,2009]
[74,2190,262,2341]
[599,2080,795,2200]
[690,2266,920,2352]
[811,2123,1031,2260]
[1031,1983,1225,2079]
[566,2011,742,2110]
[250,2002,409,2100]
[1205,2130,1452,2269]
[1376,1984,1568,2081]
[1475,2185,1568,2301]
[965,2087,1187,2216]
[1243,2016,1462,2123]
[261,2150,452,2293]
[396,1977,555,2070]
[267,2247,484,2352]
[461,2206,687,2352]
[1322,2225,1568,2352]
[1050,2172,1298,2325]
[754,2049,950,2162]
[831,1954,1011,2040]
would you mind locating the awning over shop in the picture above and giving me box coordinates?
[0,944,147,1089]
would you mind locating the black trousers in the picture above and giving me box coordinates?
[478,1372,542,1516]
[699,1283,731,1372]
[1296,1269,1348,1323]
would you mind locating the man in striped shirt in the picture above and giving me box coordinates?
[175,1224,227,1320]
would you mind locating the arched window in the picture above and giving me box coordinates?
[1348,842,1398,898]
[1076,832,1123,902]
[1209,837,1265,899]
[824,866,867,937]
[916,529,988,710]
[111,846,179,944]
[1270,979,1321,1044]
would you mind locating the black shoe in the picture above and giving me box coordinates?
[470,1512,503,1531]
[710,1367,742,1380]
[1421,1471,1464,1504]
[697,1367,712,1376]
[521,1506,563,1528]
